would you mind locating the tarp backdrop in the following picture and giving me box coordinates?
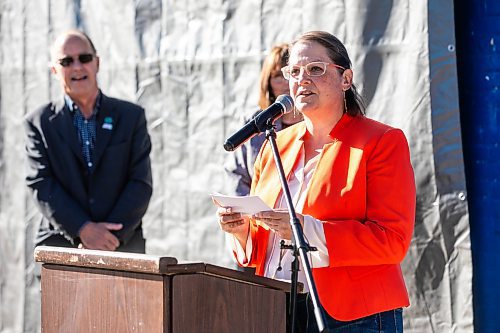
[0,1,472,332]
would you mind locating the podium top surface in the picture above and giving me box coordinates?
[34,246,178,274]
[34,246,295,292]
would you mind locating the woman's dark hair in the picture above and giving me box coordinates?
[290,31,365,116]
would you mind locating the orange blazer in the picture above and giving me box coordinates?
[247,114,416,321]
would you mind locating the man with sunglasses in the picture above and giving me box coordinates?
[24,29,153,253]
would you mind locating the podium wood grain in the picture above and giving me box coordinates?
[172,274,286,332]
[35,246,287,332]
[41,265,168,333]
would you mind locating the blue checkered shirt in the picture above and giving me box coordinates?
[65,94,101,172]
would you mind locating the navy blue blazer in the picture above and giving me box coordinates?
[25,93,153,249]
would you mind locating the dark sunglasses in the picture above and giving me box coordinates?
[57,53,94,67]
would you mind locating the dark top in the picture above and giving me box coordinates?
[25,92,153,250]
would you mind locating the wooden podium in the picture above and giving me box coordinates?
[34,246,289,332]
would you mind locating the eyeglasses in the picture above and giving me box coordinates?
[57,54,95,67]
[281,61,346,80]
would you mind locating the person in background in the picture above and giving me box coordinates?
[25,29,153,253]
[217,31,416,332]
[224,43,303,197]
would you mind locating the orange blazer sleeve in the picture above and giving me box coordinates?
[320,128,416,267]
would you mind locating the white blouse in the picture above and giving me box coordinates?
[231,145,330,291]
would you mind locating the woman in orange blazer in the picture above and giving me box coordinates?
[218,31,415,332]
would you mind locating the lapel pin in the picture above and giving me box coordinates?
[102,117,113,130]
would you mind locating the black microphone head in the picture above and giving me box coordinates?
[275,94,294,114]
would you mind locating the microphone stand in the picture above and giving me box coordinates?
[264,125,328,333]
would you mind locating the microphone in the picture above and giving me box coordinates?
[223,94,294,151]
